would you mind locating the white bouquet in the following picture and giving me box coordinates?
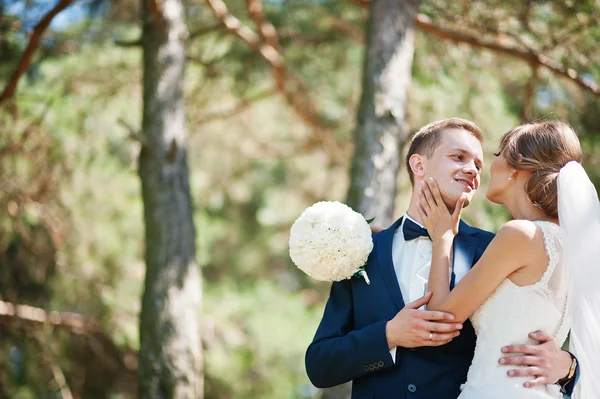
[289,201,374,284]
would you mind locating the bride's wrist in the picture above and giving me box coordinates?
[432,235,453,248]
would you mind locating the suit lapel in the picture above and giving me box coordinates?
[375,219,478,306]
[376,217,405,311]
[451,222,478,289]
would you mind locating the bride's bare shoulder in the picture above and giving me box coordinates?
[491,220,546,265]
[492,220,541,250]
[499,219,539,238]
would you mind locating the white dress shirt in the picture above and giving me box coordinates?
[389,213,468,362]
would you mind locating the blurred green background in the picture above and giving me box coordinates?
[1,0,599,398]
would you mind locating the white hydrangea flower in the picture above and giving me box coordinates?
[289,201,374,283]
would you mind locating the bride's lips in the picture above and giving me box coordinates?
[455,178,475,191]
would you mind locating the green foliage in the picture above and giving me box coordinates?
[204,282,322,399]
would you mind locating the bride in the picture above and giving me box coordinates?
[417,120,600,398]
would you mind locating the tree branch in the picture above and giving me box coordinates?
[328,17,363,44]
[0,299,139,393]
[413,14,600,96]
[345,1,600,97]
[244,0,281,52]
[0,299,96,334]
[205,0,326,128]
[244,0,284,91]
[32,333,74,399]
[114,24,223,47]
[192,89,276,126]
[205,0,283,67]
[0,0,75,106]
[118,118,148,147]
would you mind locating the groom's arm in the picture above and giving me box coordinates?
[305,282,461,388]
[305,279,392,388]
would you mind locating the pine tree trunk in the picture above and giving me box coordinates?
[137,1,203,398]
[345,0,418,228]
[326,1,417,397]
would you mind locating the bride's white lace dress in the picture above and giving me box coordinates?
[460,221,570,398]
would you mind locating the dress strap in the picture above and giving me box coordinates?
[532,221,564,286]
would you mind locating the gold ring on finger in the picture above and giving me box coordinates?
[429,332,433,340]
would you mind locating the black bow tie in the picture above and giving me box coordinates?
[402,218,430,241]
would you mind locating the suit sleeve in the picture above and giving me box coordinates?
[559,352,579,398]
[305,278,397,388]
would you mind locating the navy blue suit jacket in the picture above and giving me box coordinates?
[305,216,495,399]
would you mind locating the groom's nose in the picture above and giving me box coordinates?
[462,161,479,176]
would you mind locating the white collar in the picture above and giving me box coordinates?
[403,212,425,229]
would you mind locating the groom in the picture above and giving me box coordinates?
[305,118,578,398]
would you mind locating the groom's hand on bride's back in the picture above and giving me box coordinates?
[385,291,463,349]
[499,330,573,388]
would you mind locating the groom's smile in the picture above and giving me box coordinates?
[455,176,476,191]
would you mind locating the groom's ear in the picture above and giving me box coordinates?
[409,154,426,180]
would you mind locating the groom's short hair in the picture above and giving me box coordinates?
[406,118,484,185]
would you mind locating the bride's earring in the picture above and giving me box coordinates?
[508,170,515,181]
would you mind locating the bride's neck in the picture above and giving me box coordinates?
[504,191,558,224]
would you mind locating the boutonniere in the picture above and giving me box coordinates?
[353,265,371,285]
[352,217,374,285]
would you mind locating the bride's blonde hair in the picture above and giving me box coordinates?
[498,120,582,218]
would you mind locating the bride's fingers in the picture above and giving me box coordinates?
[420,182,436,208]
[452,196,465,221]
[416,202,428,222]
[426,178,444,206]
[417,188,430,213]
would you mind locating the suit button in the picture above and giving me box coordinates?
[377,360,384,367]
[368,364,375,370]
[410,348,416,351]
[363,365,369,371]
[407,384,417,393]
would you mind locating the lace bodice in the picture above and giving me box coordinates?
[462,221,570,397]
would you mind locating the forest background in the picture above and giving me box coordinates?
[1,0,599,398]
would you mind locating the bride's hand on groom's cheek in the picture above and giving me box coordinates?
[498,330,572,388]
[417,178,464,241]
[385,292,463,349]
